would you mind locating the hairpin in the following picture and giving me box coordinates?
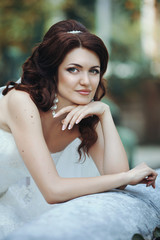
[67,30,82,34]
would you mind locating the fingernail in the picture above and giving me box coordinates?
[53,113,57,118]
[76,120,79,124]
[68,124,72,130]
[62,125,66,131]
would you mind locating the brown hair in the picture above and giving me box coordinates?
[3,19,109,159]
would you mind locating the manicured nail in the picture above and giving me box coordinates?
[68,124,72,130]
[62,125,66,131]
[76,120,79,124]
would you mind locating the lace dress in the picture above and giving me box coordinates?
[0,87,99,239]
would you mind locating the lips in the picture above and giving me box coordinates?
[76,89,91,95]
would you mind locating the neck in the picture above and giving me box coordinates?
[56,94,74,111]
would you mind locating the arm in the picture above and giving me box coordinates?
[54,102,129,175]
[89,105,129,175]
[6,92,157,204]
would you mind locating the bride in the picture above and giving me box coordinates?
[0,19,157,238]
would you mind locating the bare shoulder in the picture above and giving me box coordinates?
[5,89,41,131]
[6,89,38,116]
[7,89,35,108]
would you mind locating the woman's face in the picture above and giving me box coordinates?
[57,47,100,106]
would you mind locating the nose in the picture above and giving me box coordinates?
[80,72,90,86]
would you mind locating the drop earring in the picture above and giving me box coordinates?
[51,93,58,117]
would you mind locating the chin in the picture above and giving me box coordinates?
[68,94,93,105]
[75,99,91,105]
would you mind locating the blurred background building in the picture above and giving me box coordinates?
[0,0,160,168]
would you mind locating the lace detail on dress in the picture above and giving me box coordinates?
[0,129,51,239]
[0,129,29,194]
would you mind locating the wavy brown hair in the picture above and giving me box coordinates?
[3,19,109,159]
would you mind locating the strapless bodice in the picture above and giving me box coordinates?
[0,129,65,195]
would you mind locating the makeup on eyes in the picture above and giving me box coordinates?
[66,63,100,75]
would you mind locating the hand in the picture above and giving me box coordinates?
[54,101,108,131]
[128,162,158,189]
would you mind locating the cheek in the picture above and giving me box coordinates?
[92,78,100,97]
[57,75,74,94]
[57,72,68,90]
[93,77,100,90]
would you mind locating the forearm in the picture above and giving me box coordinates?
[48,172,128,204]
[100,106,129,174]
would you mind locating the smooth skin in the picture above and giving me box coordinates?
[0,47,157,204]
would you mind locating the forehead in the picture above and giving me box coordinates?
[61,47,100,66]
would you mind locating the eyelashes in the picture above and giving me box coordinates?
[90,69,100,74]
[67,67,78,73]
[66,67,100,75]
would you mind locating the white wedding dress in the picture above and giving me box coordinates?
[0,85,99,239]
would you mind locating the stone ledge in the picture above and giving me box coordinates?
[5,169,160,240]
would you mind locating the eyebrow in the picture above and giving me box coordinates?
[68,63,100,68]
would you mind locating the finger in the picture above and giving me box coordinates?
[68,106,93,128]
[66,107,84,130]
[62,106,83,130]
[141,179,148,184]
[152,182,156,189]
[68,109,84,129]
[75,108,92,124]
[147,176,156,181]
[53,105,77,118]
[146,180,153,185]
[64,105,92,130]
[146,179,156,188]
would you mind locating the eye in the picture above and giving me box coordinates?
[67,67,79,73]
[90,69,100,75]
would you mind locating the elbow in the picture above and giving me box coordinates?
[44,194,59,204]
[120,157,130,172]
[45,197,61,205]
[123,164,130,172]
[44,191,64,205]
[43,181,68,205]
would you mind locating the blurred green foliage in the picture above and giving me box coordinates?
[0,0,97,85]
[0,0,159,91]
[108,0,157,101]
[0,0,56,85]
[62,0,96,30]
[0,0,159,144]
